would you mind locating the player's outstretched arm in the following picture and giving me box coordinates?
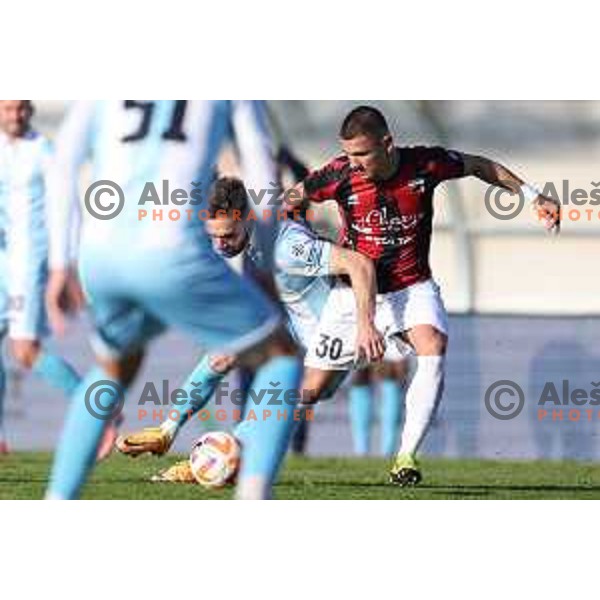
[328,247,385,363]
[460,153,561,234]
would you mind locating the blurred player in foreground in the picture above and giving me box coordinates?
[116,176,390,481]
[0,101,104,455]
[45,101,302,500]
[287,105,561,485]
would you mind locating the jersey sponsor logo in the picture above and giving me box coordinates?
[349,227,416,248]
[360,207,424,231]
[290,240,322,270]
[291,242,307,258]
[348,207,423,248]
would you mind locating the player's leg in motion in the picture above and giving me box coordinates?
[0,248,82,450]
[289,404,310,455]
[389,325,447,486]
[49,258,302,500]
[4,284,85,454]
[46,350,143,499]
[126,359,344,477]
[162,354,237,438]
[378,361,406,457]
[116,353,237,456]
[348,367,374,455]
[10,340,80,397]
[231,365,346,478]
[233,329,302,500]
[6,248,83,411]
[8,311,122,461]
[152,347,339,495]
[143,304,302,499]
[46,243,159,500]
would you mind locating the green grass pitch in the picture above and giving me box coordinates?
[2,452,600,499]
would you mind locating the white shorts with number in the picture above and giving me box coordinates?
[304,278,448,370]
[0,249,48,340]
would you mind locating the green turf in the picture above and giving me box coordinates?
[2,452,600,499]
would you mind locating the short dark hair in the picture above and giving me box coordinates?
[339,105,390,140]
[208,176,249,218]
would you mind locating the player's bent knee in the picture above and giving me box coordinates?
[420,333,447,356]
[408,326,448,356]
[300,368,344,404]
[418,341,447,356]
[97,350,143,385]
[300,386,320,405]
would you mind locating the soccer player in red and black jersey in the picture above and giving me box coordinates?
[288,105,560,485]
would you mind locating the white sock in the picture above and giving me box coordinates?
[398,355,445,457]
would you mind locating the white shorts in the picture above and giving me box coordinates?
[304,279,448,370]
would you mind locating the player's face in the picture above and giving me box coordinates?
[0,100,33,138]
[341,133,394,180]
[206,217,249,258]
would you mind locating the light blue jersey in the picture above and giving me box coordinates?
[0,129,51,338]
[49,101,276,266]
[274,218,337,349]
[234,218,338,349]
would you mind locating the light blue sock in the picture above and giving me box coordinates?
[0,348,6,436]
[161,355,224,438]
[32,351,81,397]
[234,356,302,491]
[380,380,403,456]
[349,385,373,455]
[47,367,123,499]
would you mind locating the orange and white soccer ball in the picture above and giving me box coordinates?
[189,431,241,488]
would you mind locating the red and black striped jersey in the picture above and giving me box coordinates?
[303,146,464,293]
